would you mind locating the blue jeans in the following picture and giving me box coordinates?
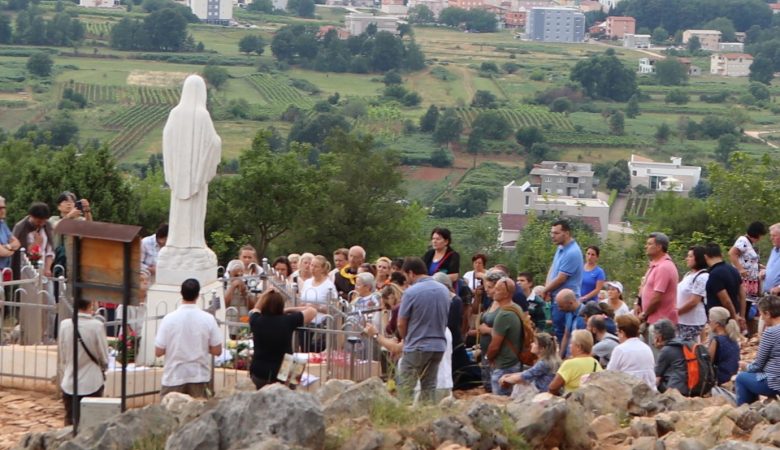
[551,301,566,344]
[735,372,780,405]
[491,362,522,396]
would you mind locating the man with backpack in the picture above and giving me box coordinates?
[485,277,530,396]
[653,319,716,397]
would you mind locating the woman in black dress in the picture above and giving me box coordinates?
[422,227,461,285]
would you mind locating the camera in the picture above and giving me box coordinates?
[75,200,83,211]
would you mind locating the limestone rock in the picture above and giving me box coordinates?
[466,400,503,433]
[55,405,177,450]
[430,416,481,448]
[161,392,208,425]
[166,384,324,450]
[436,442,470,450]
[630,416,658,438]
[590,414,619,437]
[342,427,385,450]
[711,441,777,450]
[654,411,680,436]
[760,402,780,424]
[512,396,568,449]
[568,370,658,418]
[630,436,657,450]
[230,437,291,450]
[751,422,780,447]
[314,379,355,404]
[728,404,765,433]
[602,429,631,446]
[322,377,395,423]
[13,427,72,450]
[562,399,595,450]
[676,437,709,450]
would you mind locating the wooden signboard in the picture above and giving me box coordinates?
[55,220,143,306]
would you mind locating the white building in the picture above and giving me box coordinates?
[623,33,650,49]
[499,181,610,245]
[190,0,233,24]
[638,57,655,74]
[710,53,753,77]
[526,7,585,43]
[627,154,701,195]
[345,13,404,36]
[79,0,116,7]
[718,42,745,52]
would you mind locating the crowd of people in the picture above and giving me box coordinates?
[32,197,780,420]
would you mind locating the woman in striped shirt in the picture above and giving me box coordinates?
[736,295,780,405]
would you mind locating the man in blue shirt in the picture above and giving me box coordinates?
[555,289,584,358]
[0,196,21,271]
[542,219,583,344]
[397,256,450,403]
[765,223,780,296]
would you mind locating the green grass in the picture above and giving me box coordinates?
[286,68,380,97]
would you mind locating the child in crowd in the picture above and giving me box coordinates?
[498,332,561,396]
[708,306,741,385]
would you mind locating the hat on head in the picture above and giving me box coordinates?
[605,281,623,294]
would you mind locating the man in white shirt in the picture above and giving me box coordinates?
[58,299,109,426]
[140,224,168,277]
[155,278,222,398]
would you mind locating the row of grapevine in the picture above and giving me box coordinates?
[454,107,574,131]
[105,105,171,159]
[68,82,118,104]
[84,22,113,38]
[544,131,642,147]
[625,194,655,218]
[127,86,179,105]
[246,74,314,112]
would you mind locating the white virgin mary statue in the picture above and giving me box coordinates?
[156,74,221,285]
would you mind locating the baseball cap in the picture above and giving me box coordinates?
[605,281,623,294]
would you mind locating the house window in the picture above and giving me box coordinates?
[632,170,637,176]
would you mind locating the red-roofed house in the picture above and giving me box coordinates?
[605,16,635,38]
[770,3,780,14]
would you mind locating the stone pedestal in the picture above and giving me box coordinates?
[155,246,218,288]
[136,280,225,366]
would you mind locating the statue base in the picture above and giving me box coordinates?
[156,246,218,287]
[136,280,225,366]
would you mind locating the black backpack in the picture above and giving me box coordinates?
[671,340,716,397]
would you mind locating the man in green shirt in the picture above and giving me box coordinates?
[486,277,524,396]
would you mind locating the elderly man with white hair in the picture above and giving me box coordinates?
[335,245,366,299]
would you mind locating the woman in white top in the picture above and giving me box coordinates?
[301,255,337,322]
[676,245,709,343]
[462,253,487,292]
[603,281,630,317]
[729,222,766,307]
[607,314,656,390]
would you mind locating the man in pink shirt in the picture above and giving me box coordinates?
[639,232,679,326]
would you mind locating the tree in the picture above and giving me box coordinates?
[570,50,637,101]
[207,131,321,257]
[702,17,736,42]
[625,94,640,118]
[527,142,553,163]
[238,35,265,55]
[403,39,426,71]
[715,134,739,164]
[609,111,625,136]
[0,15,11,44]
[654,123,671,144]
[651,26,668,44]
[280,130,425,257]
[665,89,689,104]
[26,52,53,77]
[407,4,434,23]
[372,31,404,72]
[687,36,701,53]
[401,91,422,106]
[465,131,482,168]
[516,126,545,149]
[288,112,351,149]
[654,59,688,86]
[288,0,315,17]
[46,114,79,147]
[202,65,229,89]
[430,147,453,167]
[471,110,512,140]
[383,69,402,85]
[247,0,274,12]
[471,90,497,108]
[749,81,770,100]
[420,104,440,132]
[606,165,630,191]
[433,109,463,147]
[550,97,573,113]
[439,7,467,27]
[140,8,188,51]
[750,56,774,85]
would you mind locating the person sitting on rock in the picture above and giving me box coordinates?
[498,332,561,396]
[607,314,656,390]
[708,306,740,386]
[548,329,602,395]
[588,315,619,368]
[735,295,780,405]
[653,319,690,395]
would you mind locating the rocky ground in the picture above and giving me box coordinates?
[3,335,772,450]
[0,388,62,450]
